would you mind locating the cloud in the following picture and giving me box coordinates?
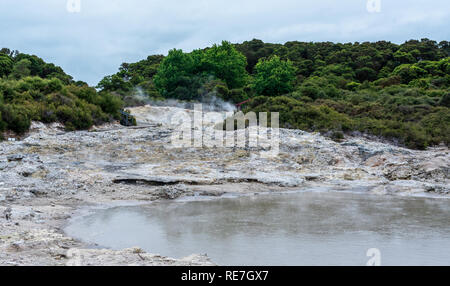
[0,0,448,85]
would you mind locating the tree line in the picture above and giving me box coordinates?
[98,39,449,149]
[1,38,449,149]
[0,48,126,137]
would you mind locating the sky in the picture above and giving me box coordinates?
[0,0,449,86]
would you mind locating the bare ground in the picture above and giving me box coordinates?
[0,105,448,265]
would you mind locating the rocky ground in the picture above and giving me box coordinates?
[0,104,448,265]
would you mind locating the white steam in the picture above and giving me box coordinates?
[129,87,237,112]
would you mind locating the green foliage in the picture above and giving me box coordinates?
[246,96,353,132]
[102,42,248,102]
[0,104,31,133]
[0,48,124,136]
[119,55,164,84]
[253,56,296,96]
[346,81,361,91]
[355,67,377,82]
[245,91,449,149]
[11,53,73,83]
[393,50,415,64]
[439,93,450,107]
[56,104,93,130]
[296,76,341,100]
[10,59,31,79]
[153,49,195,99]
[229,88,249,103]
[197,41,248,89]
[151,42,248,100]
[392,64,427,83]
[235,39,278,74]
[0,54,13,77]
[97,92,123,117]
[98,39,449,149]
[97,74,132,93]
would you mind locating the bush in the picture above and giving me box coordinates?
[253,56,296,96]
[0,111,6,131]
[0,104,31,134]
[0,51,129,134]
[0,54,13,77]
[56,104,93,130]
[439,93,450,107]
[98,92,123,117]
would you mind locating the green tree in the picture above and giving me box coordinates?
[98,92,123,115]
[392,64,427,83]
[153,49,194,96]
[0,104,31,133]
[393,50,415,64]
[198,41,248,89]
[253,56,296,96]
[10,59,31,79]
[97,74,132,93]
[0,54,13,77]
[235,39,279,74]
[355,67,377,82]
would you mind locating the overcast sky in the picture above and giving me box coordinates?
[1,0,448,85]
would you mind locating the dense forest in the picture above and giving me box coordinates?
[98,39,449,149]
[1,39,449,149]
[0,48,125,136]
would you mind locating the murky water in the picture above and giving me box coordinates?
[65,191,450,265]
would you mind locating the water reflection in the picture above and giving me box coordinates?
[65,191,450,265]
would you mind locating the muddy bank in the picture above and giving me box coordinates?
[0,105,448,265]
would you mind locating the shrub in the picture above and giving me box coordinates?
[439,93,450,107]
[98,92,123,117]
[0,104,31,133]
[253,56,296,96]
[0,54,13,77]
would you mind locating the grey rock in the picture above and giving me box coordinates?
[29,189,49,197]
[425,185,449,195]
[0,162,8,170]
[4,207,12,220]
[358,146,384,161]
[156,184,187,199]
[7,154,24,162]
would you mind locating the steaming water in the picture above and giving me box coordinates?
[65,191,450,265]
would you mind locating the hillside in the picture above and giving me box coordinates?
[0,48,125,138]
[99,39,450,149]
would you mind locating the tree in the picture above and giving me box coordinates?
[0,54,13,77]
[198,41,248,89]
[253,56,296,96]
[439,41,450,56]
[355,67,377,82]
[393,50,415,64]
[98,92,123,115]
[97,74,132,93]
[392,64,427,83]
[10,59,31,79]
[11,53,72,83]
[235,39,279,74]
[153,49,194,97]
[0,104,31,133]
[0,48,18,58]
[117,55,164,85]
